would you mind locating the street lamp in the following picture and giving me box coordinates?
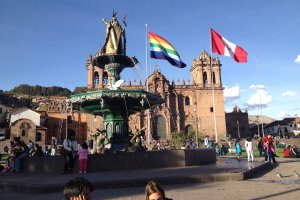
[237,120,240,138]
[256,115,260,137]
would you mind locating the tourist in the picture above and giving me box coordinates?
[50,136,57,156]
[235,138,242,161]
[10,137,29,173]
[220,143,228,156]
[204,135,209,148]
[245,137,254,162]
[44,145,50,156]
[31,144,44,157]
[263,135,271,161]
[78,142,89,174]
[283,145,291,158]
[63,177,93,200]
[257,138,264,157]
[227,139,232,154]
[145,180,172,200]
[266,140,276,163]
[63,130,78,173]
[291,145,299,158]
[215,144,221,156]
[180,142,186,149]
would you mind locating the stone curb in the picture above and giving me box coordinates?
[242,162,274,180]
[0,159,275,194]
[0,172,245,194]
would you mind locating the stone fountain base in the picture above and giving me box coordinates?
[22,149,216,174]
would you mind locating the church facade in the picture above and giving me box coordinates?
[86,51,227,141]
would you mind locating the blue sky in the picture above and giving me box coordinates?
[1,0,299,120]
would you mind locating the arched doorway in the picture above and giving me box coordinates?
[185,125,193,134]
[154,115,166,140]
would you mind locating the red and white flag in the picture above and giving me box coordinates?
[211,28,248,63]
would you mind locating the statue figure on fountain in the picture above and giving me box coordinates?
[89,128,110,154]
[101,11,126,55]
[128,127,147,152]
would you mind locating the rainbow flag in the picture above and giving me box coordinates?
[149,32,186,68]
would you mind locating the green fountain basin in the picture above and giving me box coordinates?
[69,89,162,116]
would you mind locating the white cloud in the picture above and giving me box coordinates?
[282,90,297,97]
[249,84,266,90]
[294,55,300,64]
[224,85,240,102]
[245,89,272,110]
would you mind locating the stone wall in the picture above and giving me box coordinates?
[22,149,216,174]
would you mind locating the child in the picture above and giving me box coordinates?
[235,138,242,161]
[78,142,89,174]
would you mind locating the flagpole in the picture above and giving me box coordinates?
[255,55,264,137]
[145,24,151,145]
[210,30,218,142]
[146,24,149,92]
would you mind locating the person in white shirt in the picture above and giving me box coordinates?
[63,130,78,173]
[204,135,209,148]
[245,137,254,162]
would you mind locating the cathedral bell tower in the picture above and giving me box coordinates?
[86,54,110,91]
[190,51,222,88]
[189,50,226,140]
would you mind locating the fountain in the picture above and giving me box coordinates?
[68,12,162,151]
[20,13,216,173]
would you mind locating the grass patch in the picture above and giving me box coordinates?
[0,154,9,161]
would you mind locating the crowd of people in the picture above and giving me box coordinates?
[1,130,299,174]
[204,133,300,164]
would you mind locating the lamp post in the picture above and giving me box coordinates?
[194,106,199,148]
[256,115,260,137]
[237,120,240,138]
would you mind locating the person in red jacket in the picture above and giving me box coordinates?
[283,145,291,158]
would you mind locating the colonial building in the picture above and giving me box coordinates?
[264,117,300,137]
[36,97,87,144]
[9,108,47,145]
[225,106,250,138]
[86,51,227,141]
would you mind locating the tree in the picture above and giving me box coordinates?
[73,87,88,94]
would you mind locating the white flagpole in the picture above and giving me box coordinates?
[210,31,218,142]
[146,24,149,92]
[145,24,151,145]
[255,55,264,137]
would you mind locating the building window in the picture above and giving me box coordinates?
[185,96,190,106]
[21,129,26,137]
[210,107,214,112]
[36,132,42,142]
[212,72,216,84]
[115,123,121,134]
[185,125,193,134]
[20,123,29,137]
[93,72,99,85]
[203,72,208,84]
[103,71,108,85]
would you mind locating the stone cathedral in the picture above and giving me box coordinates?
[86,50,227,140]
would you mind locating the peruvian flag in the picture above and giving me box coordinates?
[211,28,248,63]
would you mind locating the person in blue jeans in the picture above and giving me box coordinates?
[10,137,28,172]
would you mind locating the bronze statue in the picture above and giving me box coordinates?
[89,128,110,154]
[101,11,126,55]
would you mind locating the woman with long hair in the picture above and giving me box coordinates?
[145,180,172,200]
